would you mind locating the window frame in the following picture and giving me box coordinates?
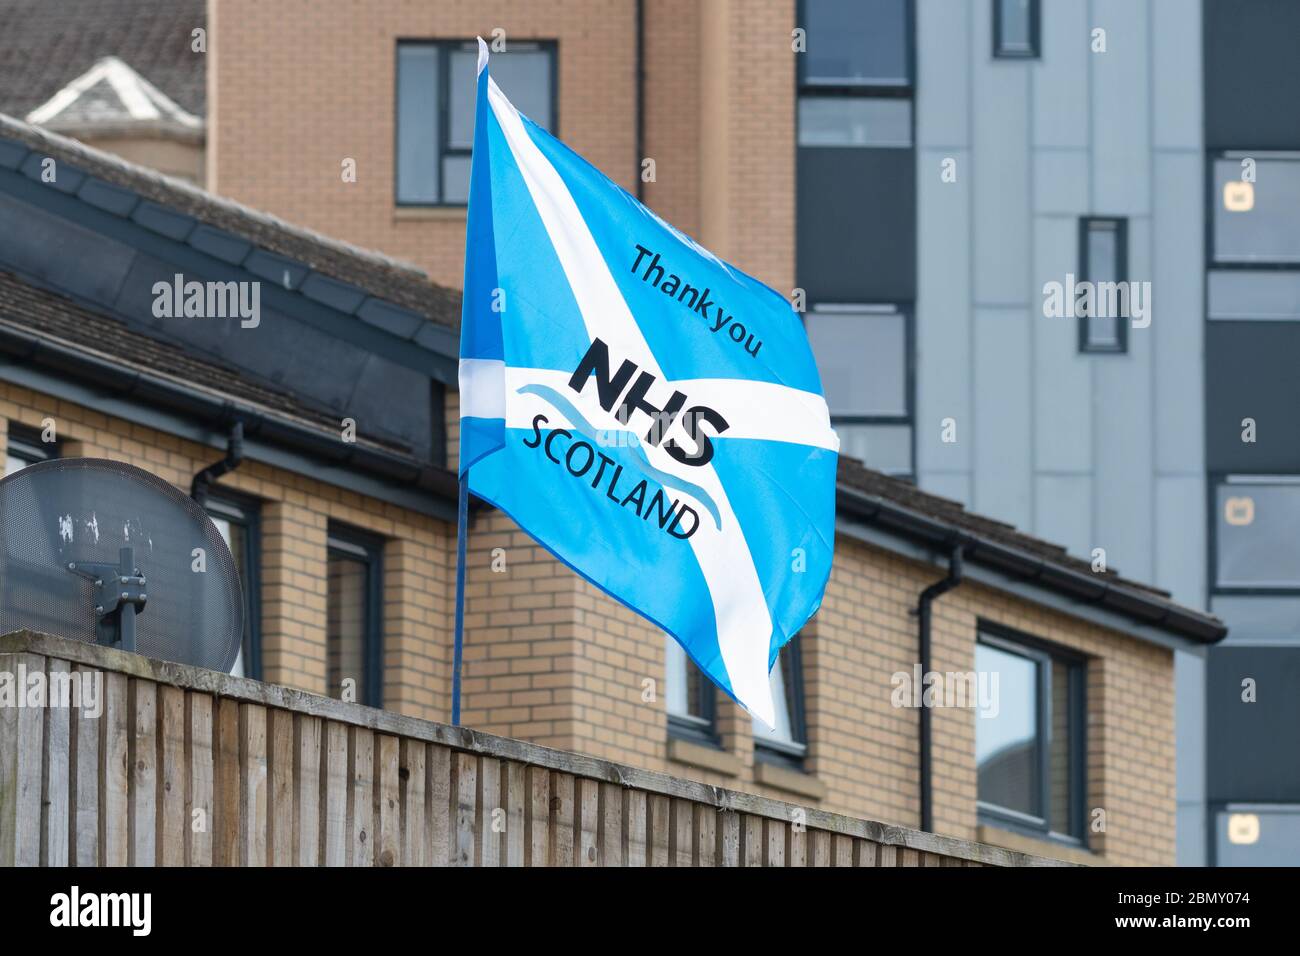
[665,640,719,748]
[796,0,914,96]
[394,38,559,207]
[975,622,1088,847]
[1208,474,1300,595]
[1207,149,1300,271]
[753,639,809,769]
[5,424,56,474]
[327,525,385,708]
[993,0,1041,60]
[1077,216,1130,355]
[806,301,916,479]
[205,494,262,681]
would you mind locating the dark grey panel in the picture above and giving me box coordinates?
[1207,646,1300,802]
[346,354,433,459]
[0,139,27,169]
[111,252,371,415]
[301,273,368,314]
[357,298,424,339]
[188,225,252,265]
[20,151,83,194]
[1205,0,1300,149]
[77,177,140,218]
[243,249,309,291]
[414,320,459,356]
[0,191,136,303]
[797,146,915,302]
[1206,322,1300,471]
[131,201,197,241]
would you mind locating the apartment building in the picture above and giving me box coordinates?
[0,106,1235,863]
[4,0,1289,865]
[200,0,1283,864]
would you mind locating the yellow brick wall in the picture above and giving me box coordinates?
[209,0,796,296]
[209,0,639,290]
[0,382,453,724]
[0,379,1176,864]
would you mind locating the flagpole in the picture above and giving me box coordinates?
[451,469,469,726]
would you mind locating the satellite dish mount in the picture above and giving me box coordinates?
[67,546,148,652]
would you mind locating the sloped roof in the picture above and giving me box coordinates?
[25,56,203,139]
[0,267,406,454]
[835,456,1226,642]
[0,112,461,331]
[0,0,206,117]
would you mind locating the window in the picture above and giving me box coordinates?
[1211,153,1300,266]
[801,0,909,89]
[976,627,1086,843]
[4,425,55,476]
[994,0,1039,59]
[1213,478,1300,591]
[1208,271,1300,321]
[752,641,808,768]
[327,528,383,706]
[796,1,916,306]
[1078,217,1128,354]
[805,304,914,477]
[664,635,717,745]
[206,497,261,680]
[396,40,556,205]
[1213,805,1300,866]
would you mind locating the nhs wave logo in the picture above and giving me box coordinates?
[516,338,727,538]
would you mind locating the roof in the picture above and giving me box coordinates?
[835,457,1226,643]
[25,56,203,140]
[0,0,206,117]
[0,267,409,459]
[0,112,461,331]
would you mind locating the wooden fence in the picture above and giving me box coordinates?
[0,631,1066,867]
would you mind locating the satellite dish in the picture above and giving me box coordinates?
[0,458,243,671]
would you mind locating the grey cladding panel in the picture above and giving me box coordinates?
[131,201,197,241]
[20,152,83,193]
[0,139,27,169]
[243,249,310,291]
[358,298,425,339]
[78,177,140,218]
[1204,0,1300,149]
[1206,322,1300,472]
[797,147,916,303]
[188,225,253,265]
[0,191,135,304]
[347,354,433,459]
[1207,646,1300,802]
[301,273,368,314]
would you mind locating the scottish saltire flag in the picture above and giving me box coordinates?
[458,39,838,725]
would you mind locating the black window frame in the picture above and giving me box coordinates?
[1077,216,1130,355]
[806,301,916,480]
[205,494,262,681]
[5,423,56,473]
[976,622,1088,847]
[394,38,559,208]
[327,525,385,708]
[993,0,1041,60]
[666,643,719,748]
[753,639,809,770]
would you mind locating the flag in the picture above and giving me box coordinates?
[457,38,838,726]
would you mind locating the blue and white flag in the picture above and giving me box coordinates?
[458,39,838,726]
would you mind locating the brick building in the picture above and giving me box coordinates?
[0,109,1223,864]
[0,0,1236,867]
